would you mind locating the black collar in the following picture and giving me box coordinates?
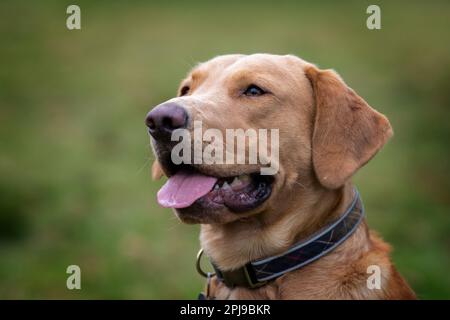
[199,189,364,289]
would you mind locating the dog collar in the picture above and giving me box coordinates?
[197,189,364,289]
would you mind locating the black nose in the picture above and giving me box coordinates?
[145,102,188,139]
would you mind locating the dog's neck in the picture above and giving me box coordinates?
[200,183,363,271]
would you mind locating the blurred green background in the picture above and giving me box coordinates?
[1,0,449,299]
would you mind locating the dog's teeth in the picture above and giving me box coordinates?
[231,177,241,187]
[239,174,251,183]
[214,184,220,191]
[222,181,231,190]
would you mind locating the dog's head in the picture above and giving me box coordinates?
[146,54,392,224]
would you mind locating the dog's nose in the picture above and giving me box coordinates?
[145,102,188,139]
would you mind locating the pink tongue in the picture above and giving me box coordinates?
[157,171,218,208]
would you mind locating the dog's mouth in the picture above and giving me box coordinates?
[157,166,273,213]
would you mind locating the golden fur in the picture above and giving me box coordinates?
[151,54,416,299]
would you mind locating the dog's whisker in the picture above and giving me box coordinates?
[293,180,307,189]
[135,157,152,175]
[167,219,182,231]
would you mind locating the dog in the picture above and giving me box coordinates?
[146,54,416,299]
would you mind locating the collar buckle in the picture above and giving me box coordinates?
[242,264,267,288]
[215,263,267,289]
[197,248,266,288]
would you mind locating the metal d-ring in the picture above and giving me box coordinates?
[196,248,216,278]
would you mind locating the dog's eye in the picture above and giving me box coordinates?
[180,86,190,96]
[243,84,266,97]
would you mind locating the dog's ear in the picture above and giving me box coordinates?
[305,65,393,189]
[151,159,164,180]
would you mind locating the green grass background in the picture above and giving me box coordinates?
[0,0,449,299]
